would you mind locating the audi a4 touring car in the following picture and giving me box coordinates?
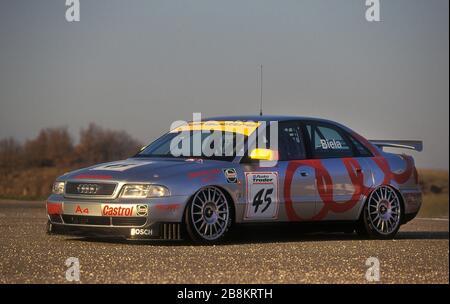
[46,116,423,243]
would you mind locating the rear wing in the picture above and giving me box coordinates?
[369,140,423,152]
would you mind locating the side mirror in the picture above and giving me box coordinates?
[249,148,277,161]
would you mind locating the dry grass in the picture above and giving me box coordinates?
[418,169,449,195]
[419,194,448,218]
[417,169,449,218]
[0,166,75,200]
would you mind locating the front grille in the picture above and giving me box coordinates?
[112,217,146,226]
[61,215,146,227]
[65,182,117,196]
[62,215,110,226]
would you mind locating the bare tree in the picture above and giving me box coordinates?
[24,127,73,167]
[0,124,143,199]
[0,137,23,173]
[76,123,142,165]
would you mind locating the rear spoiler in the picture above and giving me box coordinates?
[369,140,423,152]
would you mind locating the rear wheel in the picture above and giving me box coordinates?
[357,185,402,239]
[185,186,232,243]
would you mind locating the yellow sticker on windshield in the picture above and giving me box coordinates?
[171,121,261,136]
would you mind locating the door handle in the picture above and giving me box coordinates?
[356,168,363,174]
[299,171,309,177]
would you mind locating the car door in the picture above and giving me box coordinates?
[303,121,373,220]
[241,121,316,221]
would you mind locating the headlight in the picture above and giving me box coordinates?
[120,184,170,198]
[52,181,65,195]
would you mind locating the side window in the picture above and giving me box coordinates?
[278,122,306,160]
[305,123,353,158]
[348,135,372,157]
[240,121,306,162]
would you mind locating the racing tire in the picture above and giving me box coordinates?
[357,185,403,239]
[184,186,233,244]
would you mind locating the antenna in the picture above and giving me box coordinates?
[259,64,263,116]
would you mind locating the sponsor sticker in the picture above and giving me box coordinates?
[75,205,89,214]
[245,172,279,219]
[62,203,145,217]
[170,120,261,136]
[223,168,238,183]
[136,204,148,216]
[319,139,343,150]
[130,228,152,237]
[102,205,135,217]
[90,161,152,172]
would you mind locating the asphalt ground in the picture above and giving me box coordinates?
[0,200,448,284]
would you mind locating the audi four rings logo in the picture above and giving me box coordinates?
[76,184,99,194]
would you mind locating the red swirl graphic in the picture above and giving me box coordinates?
[372,155,414,185]
[284,154,414,221]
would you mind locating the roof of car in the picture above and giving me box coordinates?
[203,115,338,124]
[200,115,356,134]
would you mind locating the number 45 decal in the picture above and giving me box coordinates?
[253,188,273,213]
[245,172,279,220]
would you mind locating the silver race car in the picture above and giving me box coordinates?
[46,116,423,243]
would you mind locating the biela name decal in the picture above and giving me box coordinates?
[320,139,343,150]
[102,205,134,216]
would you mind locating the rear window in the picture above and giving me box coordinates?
[348,135,372,157]
[305,123,353,158]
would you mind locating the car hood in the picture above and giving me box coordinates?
[60,157,233,183]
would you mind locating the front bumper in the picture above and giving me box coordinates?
[46,196,188,240]
[48,220,182,240]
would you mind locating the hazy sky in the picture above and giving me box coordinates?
[0,0,448,169]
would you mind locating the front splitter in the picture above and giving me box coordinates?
[47,221,182,241]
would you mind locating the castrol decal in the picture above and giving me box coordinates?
[102,205,135,217]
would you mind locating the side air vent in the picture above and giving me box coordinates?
[161,223,181,240]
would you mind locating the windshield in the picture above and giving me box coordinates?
[135,131,247,162]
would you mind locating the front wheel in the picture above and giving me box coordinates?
[357,186,402,239]
[185,186,232,243]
